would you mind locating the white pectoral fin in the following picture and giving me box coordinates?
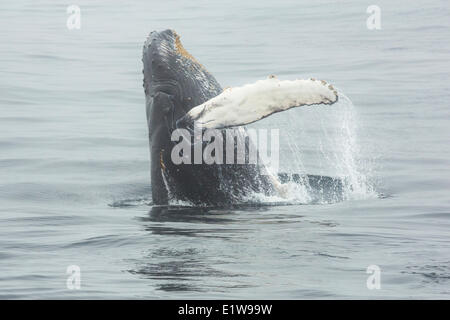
[184,78,339,129]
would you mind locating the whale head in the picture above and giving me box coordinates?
[143,29,233,205]
[143,29,222,132]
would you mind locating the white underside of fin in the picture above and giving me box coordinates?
[187,78,338,129]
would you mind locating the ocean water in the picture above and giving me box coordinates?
[0,0,449,299]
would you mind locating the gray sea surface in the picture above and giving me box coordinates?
[0,0,449,298]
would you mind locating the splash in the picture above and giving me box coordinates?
[281,91,378,202]
[109,197,152,208]
[242,89,378,205]
[331,93,378,200]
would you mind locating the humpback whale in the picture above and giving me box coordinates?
[143,29,338,206]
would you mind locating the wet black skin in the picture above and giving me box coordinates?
[143,29,275,206]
